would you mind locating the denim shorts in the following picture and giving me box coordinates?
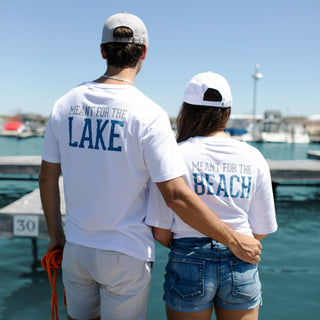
[163,237,261,312]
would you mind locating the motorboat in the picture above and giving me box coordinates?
[251,111,310,143]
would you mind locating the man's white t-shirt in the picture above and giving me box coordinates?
[146,136,278,238]
[42,82,186,261]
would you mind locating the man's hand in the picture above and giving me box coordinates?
[47,235,66,253]
[229,233,262,265]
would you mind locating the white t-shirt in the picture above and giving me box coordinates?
[146,136,278,238]
[42,82,186,261]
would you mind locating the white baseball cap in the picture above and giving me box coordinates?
[183,72,232,108]
[101,12,149,45]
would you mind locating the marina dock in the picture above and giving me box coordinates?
[0,178,65,239]
[307,150,320,160]
[267,159,320,182]
[0,155,320,240]
[0,155,41,177]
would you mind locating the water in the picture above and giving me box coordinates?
[0,136,319,319]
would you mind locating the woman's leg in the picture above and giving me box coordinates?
[214,305,259,320]
[166,305,213,320]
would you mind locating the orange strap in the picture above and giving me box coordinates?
[41,249,67,320]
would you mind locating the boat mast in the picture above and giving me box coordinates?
[252,64,263,122]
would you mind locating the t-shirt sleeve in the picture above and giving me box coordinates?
[143,112,187,182]
[248,158,278,235]
[42,114,61,163]
[145,181,174,229]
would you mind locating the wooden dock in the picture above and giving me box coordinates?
[267,159,320,182]
[0,155,320,240]
[0,177,65,239]
[307,150,320,160]
[0,155,41,177]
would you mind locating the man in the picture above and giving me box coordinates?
[39,12,262,320]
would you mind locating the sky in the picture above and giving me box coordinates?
[1,0,319,118]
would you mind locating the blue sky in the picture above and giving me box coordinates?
[1,0,319,118]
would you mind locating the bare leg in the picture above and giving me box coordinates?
[214,305,259,320]
[166,305,213,320]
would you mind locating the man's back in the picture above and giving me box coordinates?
[42,80,184,260]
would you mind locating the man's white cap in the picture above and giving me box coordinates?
[183,72,232,108]
[101,12,149,45]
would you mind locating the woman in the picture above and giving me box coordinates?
[146,72,277,320]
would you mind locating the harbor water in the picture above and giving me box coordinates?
[0,136,319,319]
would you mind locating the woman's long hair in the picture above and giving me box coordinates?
[176,103,231,143]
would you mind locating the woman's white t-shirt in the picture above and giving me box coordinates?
[146,136,277,238]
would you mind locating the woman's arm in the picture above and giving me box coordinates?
[253,234,268,241]
[152,227,173,248]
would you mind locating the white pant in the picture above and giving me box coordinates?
[62,241,152,320]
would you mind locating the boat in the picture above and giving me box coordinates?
[286,123,311,143]
[224,119,248,139]
[1,121,26,137]
[0,120,45,139]
[251,111,310,143]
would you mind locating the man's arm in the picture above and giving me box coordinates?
[156,177,262,264]
[38,160,65,252]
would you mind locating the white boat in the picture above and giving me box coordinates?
[251,111,310,143]
[285,123,310,143]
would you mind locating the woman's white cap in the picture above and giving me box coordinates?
[183,72,232,108]
[101,12,148,45]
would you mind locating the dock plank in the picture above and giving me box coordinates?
[267,159,320,182]
[1,155,320,181]
[0,155,41,175]
[0,156,320,239]
[0,178,65,238]
[307,150,320,160]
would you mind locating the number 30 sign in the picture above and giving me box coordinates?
[13,215,39,237]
